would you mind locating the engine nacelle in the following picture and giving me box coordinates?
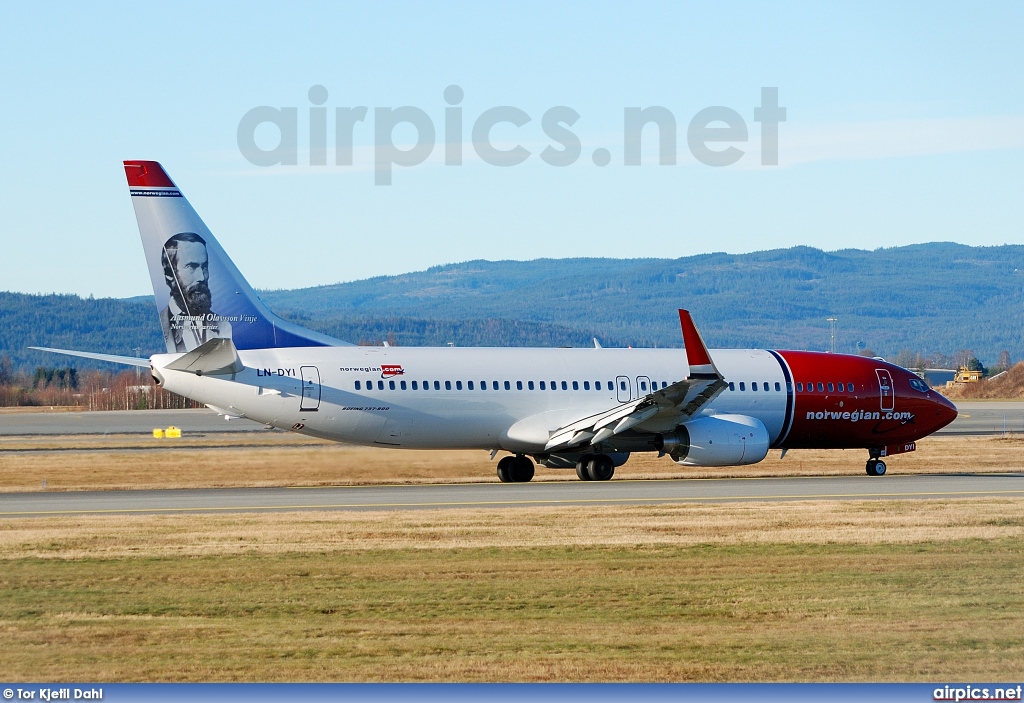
[673,414,770,467]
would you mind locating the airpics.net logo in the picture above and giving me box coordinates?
[237,85,786,185]
[934,684,1023,701]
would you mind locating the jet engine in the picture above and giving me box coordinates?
[668,414,770,467]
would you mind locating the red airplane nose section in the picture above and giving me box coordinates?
[933,393,959,431]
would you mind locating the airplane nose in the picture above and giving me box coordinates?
[932,393,958,430]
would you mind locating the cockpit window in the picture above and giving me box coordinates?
[908,378,929,393]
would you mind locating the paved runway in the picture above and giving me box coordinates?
[1,473,1021,517]
[0,401,1019,436]
[937,401,1024,436]
[0,408,267,435]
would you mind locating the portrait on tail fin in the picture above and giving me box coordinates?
[158,232,232,352]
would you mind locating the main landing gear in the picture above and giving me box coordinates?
[497,454,535,483]
[576,454,615,481]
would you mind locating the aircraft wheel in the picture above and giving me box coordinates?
[511,455,535,482]
[866,459,887,476]
[576,455,593,481]
[587,455,615,481]
[497,456,514,483]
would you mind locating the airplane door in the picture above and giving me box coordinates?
[616,375,632,403]
[636,376,652,397]
[300,366,321,412]
[876,369,894,412]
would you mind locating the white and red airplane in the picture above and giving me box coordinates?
[36,161,958,481]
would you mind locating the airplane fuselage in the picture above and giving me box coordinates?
[152,345,957,457]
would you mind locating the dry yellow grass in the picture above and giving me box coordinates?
[0,498,1022,560]
[0,501,1021,681]
[0,433,1022,492]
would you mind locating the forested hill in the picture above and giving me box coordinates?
[3,242,1023,371]
[263,242,1024,362]
[0,293,164,372]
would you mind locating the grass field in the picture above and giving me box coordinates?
[1,499,1023,681]
[0,433,1023,492]
[1,430,1022,681]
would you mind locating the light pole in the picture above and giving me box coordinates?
[826,317,837,354]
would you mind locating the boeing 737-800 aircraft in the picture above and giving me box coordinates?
[36,161,958,481]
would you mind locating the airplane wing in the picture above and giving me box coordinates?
[543,310,727,452]
[29,347,151,367]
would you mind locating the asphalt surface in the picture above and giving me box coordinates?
[1,473,1021,517]
[0,408,267,435]
[936,401,1024,436]
[0,401,1019,437]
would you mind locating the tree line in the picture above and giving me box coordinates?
[0,355,200,410]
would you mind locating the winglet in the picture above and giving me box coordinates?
[678,309,721,379]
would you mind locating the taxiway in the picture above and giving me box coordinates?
[1,472,1020,517]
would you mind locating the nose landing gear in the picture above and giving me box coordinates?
[866,459,887,476]
[866,448,887,476]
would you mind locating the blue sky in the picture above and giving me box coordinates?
[1,2,1021,298]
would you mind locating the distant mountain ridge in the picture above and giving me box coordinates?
[2,242,1022,371]
[262,242,1024,359]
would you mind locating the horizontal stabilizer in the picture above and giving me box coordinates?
[30,347,150,368]
[163,337,243,376]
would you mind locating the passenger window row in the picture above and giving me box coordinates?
[352,379,672,392]
[728,381,783,392]
[796,382,856,393]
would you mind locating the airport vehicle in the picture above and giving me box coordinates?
[35,161,959,481]
[949,367,984,385]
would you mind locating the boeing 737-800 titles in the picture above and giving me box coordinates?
[35,161,958,481]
